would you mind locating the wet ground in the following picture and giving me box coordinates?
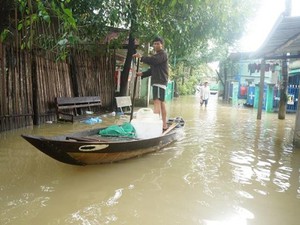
[1,95,300,225]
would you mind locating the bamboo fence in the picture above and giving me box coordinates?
[0,43,116,132]
[0,6,116,132]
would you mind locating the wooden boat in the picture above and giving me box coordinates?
[21,118,185,166]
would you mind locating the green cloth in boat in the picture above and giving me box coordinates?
[99,122,136,138]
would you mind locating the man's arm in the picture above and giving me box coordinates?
[141,51,167,65]
[141,69,151,78]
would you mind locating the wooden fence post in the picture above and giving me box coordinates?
[31,51,39,125]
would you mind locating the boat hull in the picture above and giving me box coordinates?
[21,128,180,165]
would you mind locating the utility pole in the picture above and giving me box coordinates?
[278,0,291,119]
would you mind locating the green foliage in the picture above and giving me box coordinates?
[2,0,258,66]
[131,0,259,95]
[172,59,219,96]
[177,75,198,95]
[0,29,10,42]
[2,0,79,59]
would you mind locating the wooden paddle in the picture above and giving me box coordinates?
[130,57,140,121]
[161,123,178,136]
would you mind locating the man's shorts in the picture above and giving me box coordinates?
[153,86,166,101]
[201,99,208,106]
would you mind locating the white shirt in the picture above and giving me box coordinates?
[200,85,210,100]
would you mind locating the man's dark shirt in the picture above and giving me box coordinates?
[141,49,168,86]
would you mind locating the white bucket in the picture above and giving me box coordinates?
[131,117,162,139]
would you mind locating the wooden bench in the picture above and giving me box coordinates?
[55,96,102,122]
[115,96,132,115]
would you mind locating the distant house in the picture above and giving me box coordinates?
[219,52,281,105]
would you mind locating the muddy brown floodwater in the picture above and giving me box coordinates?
[1,95,300,225]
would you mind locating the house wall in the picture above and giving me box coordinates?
[236,59,281,85]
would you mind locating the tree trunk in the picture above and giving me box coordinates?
[278,59,288,119]
[119,33,136,96]
[293,96,300,147]
[257,59,265,120]
[119,0,138,96]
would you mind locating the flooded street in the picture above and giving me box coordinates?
[1,95,300,225]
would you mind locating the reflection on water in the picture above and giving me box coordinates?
[1,95,300,225]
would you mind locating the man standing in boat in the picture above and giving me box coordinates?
[133,37,169,131]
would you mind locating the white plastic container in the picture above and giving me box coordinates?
[136,108,156,119]
[131,108,162,139]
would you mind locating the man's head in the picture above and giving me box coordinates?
[153,37,164,52]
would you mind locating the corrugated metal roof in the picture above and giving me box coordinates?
[254,14,300,58]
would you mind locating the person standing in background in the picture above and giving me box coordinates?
[200,81,210,107]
